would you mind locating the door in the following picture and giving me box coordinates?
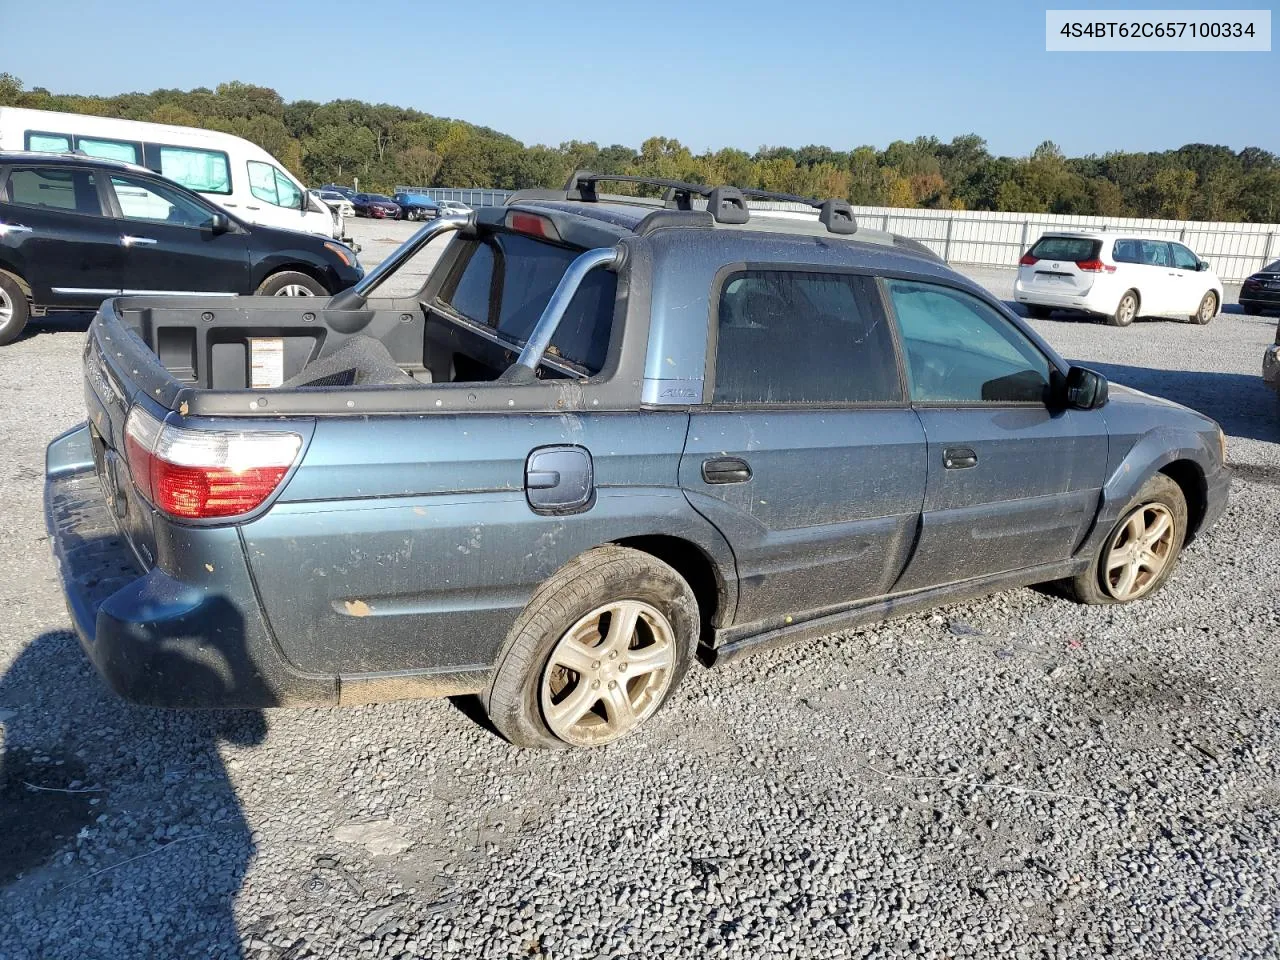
[245,160,325,234]
[1168,241,1208,314]
[883,278,1108,592]
[0,164,122,307]
[1131,239,1176,316]
[679,269,927,630]
[104,173,250,295]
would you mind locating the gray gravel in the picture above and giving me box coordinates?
[1,219,1278,959]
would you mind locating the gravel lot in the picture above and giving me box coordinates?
[1,218,1278,960]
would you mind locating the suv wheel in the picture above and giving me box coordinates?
[484,546,698,749]
[1109,290,1138,327]
[256,271,327,297]
[0,273,31,346]
[1192,291,1217,325]
[1066,474,1187,605]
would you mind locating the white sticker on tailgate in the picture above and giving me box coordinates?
[249,338,285,389]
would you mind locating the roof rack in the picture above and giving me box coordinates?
[507,171,858,235]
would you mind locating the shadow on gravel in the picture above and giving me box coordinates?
[0,624,264,958]
[1082,362,1280,444]
[13,311,96,342]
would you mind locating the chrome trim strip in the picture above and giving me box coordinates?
[52,287,119,295]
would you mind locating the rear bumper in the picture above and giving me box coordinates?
[1013,280,1111,314]
[45,424,339,709]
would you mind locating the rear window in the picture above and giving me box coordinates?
[1028,236,1101,262]
[441,232,617,375]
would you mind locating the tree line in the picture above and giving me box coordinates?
[3,75,1278,223]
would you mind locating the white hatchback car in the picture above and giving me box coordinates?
[1014,232,1223,327]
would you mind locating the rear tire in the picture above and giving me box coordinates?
[1025,305,1053,319]
[1064,473,1187,605]
[256,271,327,297]
[0,272,31,346]
[484,546,698,749]
[1191,291,1217,325]
[1108,290,1138,327]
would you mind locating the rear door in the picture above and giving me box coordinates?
[883,278,1108,591]
[1020,235,1100,299]
[104,172,250,295]
[1169,242,1208,314]
[1133,239,1174,315]
[0,164,122,307]
[678,269,926,630]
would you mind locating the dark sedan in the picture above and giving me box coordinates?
[0,152,363,345]
[1240,259,1280,316]
[352,194,401,219]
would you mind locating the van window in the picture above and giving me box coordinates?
[4,167,103,216]
[1027,236,1100,262]
[247,161,303,209]
[109,175,214,227]
[25,132,72,153]
[77,137,141,164]
[159,146,231,194]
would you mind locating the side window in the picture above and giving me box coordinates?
[1139,240,1172,268]
[886,279,1051,404]
[247,161,302,209]
[1113,239,1143,264]
[25,132,72,153]
[713,271,902,404]
[1170,243,1200,270]
[109,175,215,228]
[76,137,141,164]
[158,146,231,194]
[3,167,103,216]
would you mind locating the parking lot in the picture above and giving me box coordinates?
[1,216,1278,959]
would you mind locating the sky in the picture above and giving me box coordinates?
[2,0,1275,157]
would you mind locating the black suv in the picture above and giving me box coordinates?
[0,153,363,345]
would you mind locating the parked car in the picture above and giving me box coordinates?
[0,107,347,243]
[1240,259,1280,316]
[45,173,1229,749]
[1014,231,1223,327]
[352,194,401,219]
[436,200,472,216]
[0,152,362,344]
[310,188,355,219]
[392,192,439,221]
[320,184,356,201]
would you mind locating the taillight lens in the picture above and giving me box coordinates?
[505,211,561,241]
[1076,259,1116,273]
[124,406,302,520]
[1019,253,1038,265]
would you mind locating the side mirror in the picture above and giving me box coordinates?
[1198,259,1210,272]
[208,213,231,235]
[1064,365,1108,410]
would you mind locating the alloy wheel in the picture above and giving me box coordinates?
[1198,293,1216,323]
[1102,503,1176,600]
[275,284,315,297]
[539,600,676,746]
[1117,295,1136,325]
[0,286,12,328]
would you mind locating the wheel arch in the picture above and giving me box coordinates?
[254,262,332,295]
[0,264,32,300]
[612,534,733,646]
[1159,458,1208,543]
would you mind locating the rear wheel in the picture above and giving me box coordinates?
[0,273,31,346]
[256,271,327,297]
[1065,473,1187,605]
[484,546,698,749]
[1191,291,1217,325]
[1108,290,1138,327]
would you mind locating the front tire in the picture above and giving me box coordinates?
[484,546,698,749]
[1108,290,1139,327]
[1065,473,1187,605]
[256,271,327,297]
[1191,291,1217,325]
[0,273,31,346]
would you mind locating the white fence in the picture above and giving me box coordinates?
[397,187,1279,282]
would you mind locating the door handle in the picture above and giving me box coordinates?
[526,469,560,490]
[120,235,157,246]
[702,457,752,484]
[943,447,978,469]
[0,223,33,235]
[246,206,261,211]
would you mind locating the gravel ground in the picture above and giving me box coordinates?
[1,218,1278,960]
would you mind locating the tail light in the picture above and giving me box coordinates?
[505,211,562,242]
[1076,259,1116,273]
[124,406,302,520]
[1019,253,1038,265]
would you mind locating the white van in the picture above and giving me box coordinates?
[0,107,345,242]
